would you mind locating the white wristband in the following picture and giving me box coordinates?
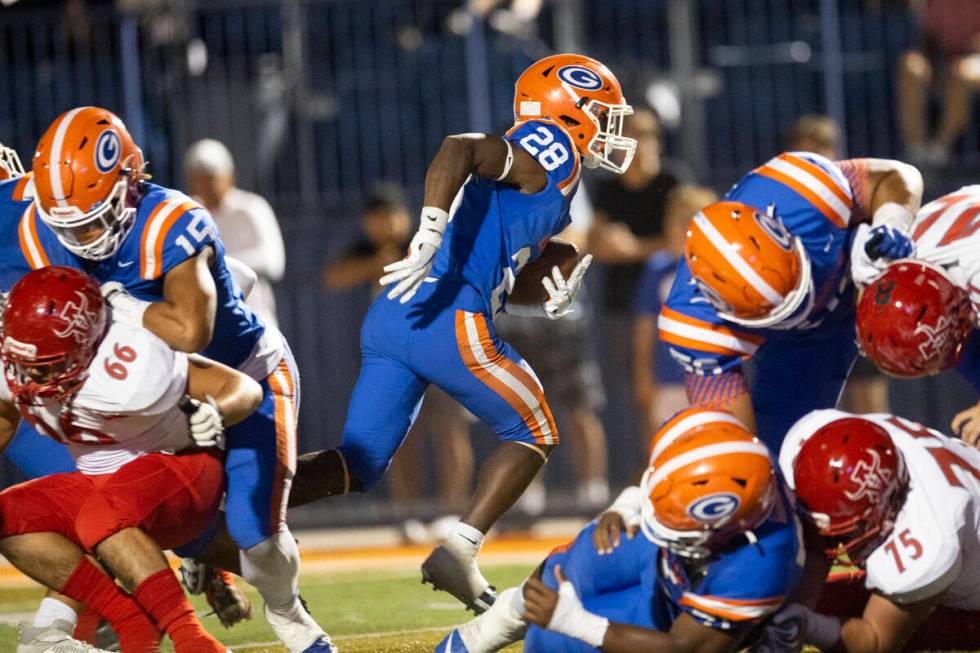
[548,582,610,648]
[607,485,643,520]
[871,202,914,229]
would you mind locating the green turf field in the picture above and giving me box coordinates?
[0,564,531,652]
[0,563,975,652]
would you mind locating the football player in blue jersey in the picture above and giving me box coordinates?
[433,407,803,653]
[656,154,923,450]
[28,107,336,653]
[288,53,637,612]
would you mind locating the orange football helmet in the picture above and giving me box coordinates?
[513,53,636,174]
[648,405,750,464]
[640,411,776,558]
[33,107,145,260]
[0,142,25,180]
[686,201,814,328]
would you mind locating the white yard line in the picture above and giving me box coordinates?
[231,625,452,650]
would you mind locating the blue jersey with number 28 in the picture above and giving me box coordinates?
[430,119,581,317]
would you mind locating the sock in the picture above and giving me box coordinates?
[510,583,526,617]
[447,522,485,554]
[60,558,160,653]
[33,596,78,629]
[239,530,300,613]
[72,606,101,644]
[133,568,221,652]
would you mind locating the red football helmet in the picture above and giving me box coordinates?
[857,260,974,378]
[2,266,108,404]
[33,107,145,260]
[793,417,908,565]
[513,53,636,173]
[0,142,25,181]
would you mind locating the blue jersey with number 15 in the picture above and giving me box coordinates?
[25,182,265,370]
[430,119,581,317]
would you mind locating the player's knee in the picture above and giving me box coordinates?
[337,444,386,492]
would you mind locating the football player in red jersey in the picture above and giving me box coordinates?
[854,186,980,443]
[751,409,980,653]
[0,267,263,653]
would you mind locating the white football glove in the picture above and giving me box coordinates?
[850,224,890,289]
[542,254,593,320]
[545,572,609,647]
[379,207,449,303]
[100,281,150,327]
[180,395,225,449]
[748,604,840,653]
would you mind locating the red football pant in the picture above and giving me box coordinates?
[0,449,224,551]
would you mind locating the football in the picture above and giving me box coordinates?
[509,239,580,305]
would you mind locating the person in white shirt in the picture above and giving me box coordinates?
[184,138,286,327]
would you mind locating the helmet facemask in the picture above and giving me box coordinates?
[2,340,91,406]
[38,176,137,261]
[580,97,637,174]
[0,145,25,179]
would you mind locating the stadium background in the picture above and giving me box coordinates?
[0,0,976,528]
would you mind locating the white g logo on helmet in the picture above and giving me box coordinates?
[94,130,121,174]
[557,65,603,91]
[687,493,741,523]
[755,208,794,252]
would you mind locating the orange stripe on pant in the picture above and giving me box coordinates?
[266,358,297,535]
[454,311,558,445]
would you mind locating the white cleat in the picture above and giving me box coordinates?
[422,543,497,614]
[264,603,338,653]
[439,586,528,653]
[16,620,114,653]
[179,557,207,595]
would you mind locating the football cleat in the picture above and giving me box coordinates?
[16,620,115,653]
[422,544,497,614]
[263,603,338,653]
[434,629,473,653]
[434,587,528,653]
[181,560,252,628]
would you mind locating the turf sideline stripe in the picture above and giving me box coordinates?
[231,626,453,650]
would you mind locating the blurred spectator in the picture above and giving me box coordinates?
[184,139,286,327]
[897,0,980,167]
[496,185,609,513]
[632,185,717,440]
[590,109,684,310]
[784,115,890,414]
[589,109,685,460]
[323,183,474,538]
[786,114,841,159]
[447,0,543,37]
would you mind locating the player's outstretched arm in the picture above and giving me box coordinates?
[524,567,743,653]
[0,399,20,457]
[145,248,218,352]
[185,354,263,427]
[837,592,941,653]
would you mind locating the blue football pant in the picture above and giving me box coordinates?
[750,320,858,450]
[339,284,558,490]
[525,522,661,653]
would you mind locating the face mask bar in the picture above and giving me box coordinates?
[0,145,25,178]
[37,180,136,261]
[582,99,636,174]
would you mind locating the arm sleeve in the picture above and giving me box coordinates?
[505,120,579,191]
[835,158,873,225]
[657,260,765,375]
[226,194,286,280]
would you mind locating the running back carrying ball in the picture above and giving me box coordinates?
[509,239,580,305]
